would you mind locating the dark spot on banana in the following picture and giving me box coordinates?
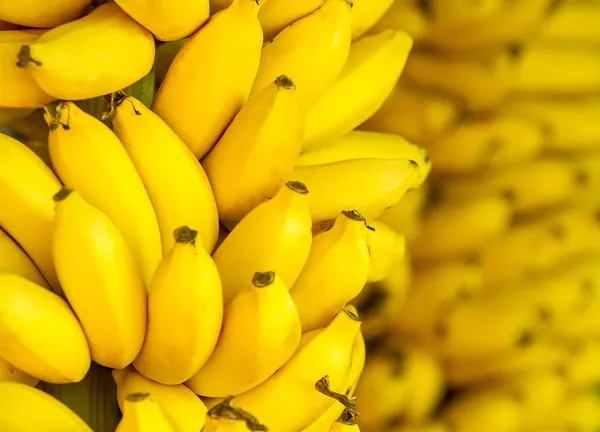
[508,44,524,59]
[516,330,535,348]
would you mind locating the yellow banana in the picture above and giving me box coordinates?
[0,273,90,383]
[134,226,222,385]
[228,309,361,432]
[0,357,38,386]
[537,1,600,45]
[116,393,176,432]
[542,392,600,432]
[377,186,428,242]
[152,0,263,159]
[187,271,300,396]
[46,101,161,287]
[302,30,412,151]
[561,340,600,392]
[212,181,312,305]
[114,0,209,41]
[16,3,154,100]
[111,94,219,254]
[411,197,512,263]
[0,227,47,288]
[0,29,53,108]
[359,81,461,144]
[366,220,405,283]
[250,0,353,112]
[203,75,303,222]
[0,381,92,431]
[567,152,600,206]
[113,367,207,432]
[53,188,146,369]
[349,0,393,40]
[258,0,325,42]
[0,132,61,293]
[291,211,371,333]
[0,0,89,28]
[368,0,429,40]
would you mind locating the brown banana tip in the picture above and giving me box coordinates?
[341,210,375,231]
[53,188,74,202]
[174,226,198,243]
[126,392,150,402]
[16,45,41,68]
[343,0,354,8]
[336,407,358,425]
[286,181,309,195]
[207,396,269,431]
[253,271,275,288]
[315,376,357,410]
[275,75,296,90]
[409,159,420,168]
[342,307,360,321]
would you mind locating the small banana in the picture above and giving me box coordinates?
[377,186,428,242]
[111,94,219,254]
[0,227,47,288]
[152,0,263,159]
[203,75,303,222]
[366,220,405,283]
[116,393,176,432]
[16,3,155,100]
[349,0,393,40]
[0,273,90,383]
[212,181,312,305]
[53,188,146,369]
[0,0,90,28]
[537,0,600,45]
[134,226,222,385]
[258,0,325,42]
[187,271,300,396]
[0,357,38,387]
[368,0,429,40]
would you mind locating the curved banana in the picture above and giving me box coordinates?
[212,181,312,305]
[113,367,207,432]
[53,188,146,369]
[258,0,325,42]
[153,0,263,159]
[0,381,92,431]
[0,357,38,386]
[0,273,90,383]
[377,186,428,242]
[114,0,209,41]
[187,271,300,396]
[291,211,371,332]
[250,0,352,112]
[368,0,429,40]
[366,220,405,283]
[16,3,154,100]
[134,226,222,385]
[46,101,161,287]
[111,94,219,254]
[203,75,303,222]
[0,227,47,288]
[0,0,90,28]
[0,132,61,293]
[116,393,176,432]
[349,0,393,40]
[538,1,600,45]
[303,30,413,151]
[0,29,53,108]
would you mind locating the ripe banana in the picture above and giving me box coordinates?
[366,220,406,283]
[565,153,600,206]
[114,0,209,41]
[116,393,176,432]
[0,132,61,293]
[46,101,161,287]
[368,0,429,40]
[250,0,352,112]
[302,29,412,151]
[291,210,371,332]
[0,0,90,28]
[134,226,222,385]
[562,340,600,391]
[0,273,90,383]
[0,227,47,288]
[542,391,600,432]
[0,357,38,386]
[212,181,312,305]
[16,3,154,100]
[349,0,393,40]
[258,0,325,42]
[411,196,511,263]
[113,367,207,432]
[0,381,92,431]
[0,29,53,108]
[537,0,600,45]
[53,188,146,369]
[152,0,263,159]
[203,75,303,222]
[377,186,428,242]
[111,94,219,254]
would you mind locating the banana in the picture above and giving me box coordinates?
[16,3,154,100]
[377,186,428,242]
[368,0,430,40]
[212,181,312,305]
[0,273,90,383]
[45,101,161,287]
[116,393,176,432]
[0,132,61,293]
[298,131,431,186]
[227,309,361,432]
[348,0,393,40]
[537,1,600,45]
[250,0,352,112]
[152,0,263,159]
[412,197,511,263]
[53,188,146,369]
[187,271,301,397]
[0,227,47,287]
[291,211,370,333]
[0,357,38,386]
[133,226,222,385]
[359,81,461,144]
[561,340,600,391]
[203,75,303,222]
[258,0,325,42]
[111,94,219,254]
[541,392,600,432]
[366,220,405,283]
[113,367,207,432]
[114,0,209,41]
[0,0,90,28]
[302,30,412,151]
[0,29,53,108]
[567,152,600,206]
[291,158,420,223]
[0,381,92,431]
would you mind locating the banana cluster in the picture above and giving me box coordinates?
[354,1,600,431]
[0,0,427,431]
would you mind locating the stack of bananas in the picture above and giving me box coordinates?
[354,0,600,431]
[0,0,436,431]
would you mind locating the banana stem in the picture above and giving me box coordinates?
[315,376,357,411]
[336,407,358,425]
[208,397,268,431]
